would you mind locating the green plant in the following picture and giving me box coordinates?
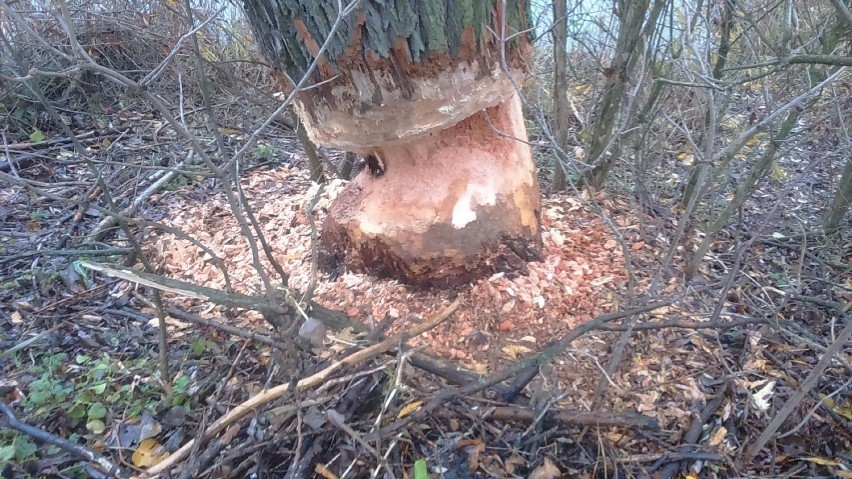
[251,143,275,162]
[189,337,213,357]
[17,352,161,441]
[0,432,38,464]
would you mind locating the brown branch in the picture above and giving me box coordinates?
[658,381,730,478]
[594,317,773,331]
[476,406,659,430]
[162,299,482,388]
[787,54,852,67]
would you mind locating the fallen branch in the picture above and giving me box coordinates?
[2,129,98,150]
[371,291,705,440]
[80,260,364,333]
[0,247,131,266]
[657,381,730,479]
[0,402,125,477]
[501,298,691,403]
[107,262,482,390]
[478,405,658,429]
[143,298,461,477]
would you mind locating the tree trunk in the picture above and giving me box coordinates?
[686,108,800,279]
[583,0,652,189]
[682,0,735,208]
[243,0,542,287]
[294,116,325,183]
[824,155,852,234]
[550,0,568,192]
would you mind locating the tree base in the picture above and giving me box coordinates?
[319,92,542,288]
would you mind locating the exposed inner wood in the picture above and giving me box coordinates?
[295,61,526,150]
[320,91,542,287]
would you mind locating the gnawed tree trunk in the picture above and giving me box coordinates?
[243,1,542,287]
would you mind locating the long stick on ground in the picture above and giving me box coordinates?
[91,159,187,238]
[144,298,461,477]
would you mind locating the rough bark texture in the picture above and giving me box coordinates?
[244,1,532,150]
[824,155,852,233]
[550,0,568,192]
[583,0,651,189]
[243,0,541,287]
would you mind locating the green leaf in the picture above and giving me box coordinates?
[69,403,88,420]
[89,382,107,395]
[414,458,429,479]
[86,419,106,434]
[73,260,89,284]
[76,354,92,364]
[27,387,51,406]
[88,402,107,420]
[173,375,190,394]
[14,436,38,461]
[190,338,211,356]
[0,445,15,462]
[29,129,46,143]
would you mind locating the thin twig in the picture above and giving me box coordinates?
[143,298,461,476]
[745,319,852,461]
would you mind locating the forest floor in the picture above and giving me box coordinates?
[1,116,850,478]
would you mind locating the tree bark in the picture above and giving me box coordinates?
[824,155,852,234]
[243,0,542,287]
[583,0,652,189]
[550,0,569,192]
[294,116,325,183]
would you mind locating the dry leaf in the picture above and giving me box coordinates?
[708,426,727,447]
[530,458,560,479]
[10,311,22,324]
[752,380,775,411]
[504,455,525,475]
[397,401,423,419]
[502,344,532,360]
[132,438,168,468]
[221,423,241,445]
[820,394,852,420]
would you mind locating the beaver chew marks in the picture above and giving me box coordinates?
[244,0,542,287]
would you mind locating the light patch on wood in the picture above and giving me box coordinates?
[452,178,497,228]
[293,18,320,57]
